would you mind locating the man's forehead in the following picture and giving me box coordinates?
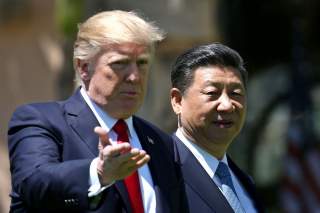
[194,65,245,85]
[103,43,151,56]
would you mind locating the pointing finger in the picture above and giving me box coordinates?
[94,126,111,148]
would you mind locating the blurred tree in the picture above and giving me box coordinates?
[54,0,85,98]
[55,0,84,37]
[0,0,31,25]
[217,0,292,71]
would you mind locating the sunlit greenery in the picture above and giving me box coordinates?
[55,0,84,37]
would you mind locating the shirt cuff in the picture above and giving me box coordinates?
[88,157,114,197]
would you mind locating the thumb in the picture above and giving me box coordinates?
[94,126,111,149]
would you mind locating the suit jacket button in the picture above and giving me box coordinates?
[65,199,71,205]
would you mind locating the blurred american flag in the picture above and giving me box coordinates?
[281,119,320,212]
[280,16,320,213]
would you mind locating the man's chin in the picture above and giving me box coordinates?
[112,107,140,119]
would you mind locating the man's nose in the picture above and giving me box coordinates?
[126,62,140,82]
[217,93,234,112]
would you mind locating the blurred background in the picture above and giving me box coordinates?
[1,0,320,212]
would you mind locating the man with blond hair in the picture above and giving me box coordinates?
[8,10,186,213]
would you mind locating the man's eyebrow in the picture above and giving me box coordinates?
[229,82,245,89]
[137,54,151,59]
[203,80,221,86]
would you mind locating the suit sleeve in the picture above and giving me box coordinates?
[8,104,92,211]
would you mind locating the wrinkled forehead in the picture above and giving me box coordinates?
[102,42,151,57]
[193,65,245,87]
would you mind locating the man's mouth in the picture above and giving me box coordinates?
[213,120,234,128]
[121,91,139,96]
[125,91,137,95]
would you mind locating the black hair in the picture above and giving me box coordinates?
[171,43,247,95]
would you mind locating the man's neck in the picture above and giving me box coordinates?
[179,127,229,160]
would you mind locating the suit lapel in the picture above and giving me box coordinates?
[133,117,174,213]
[173,135,234,212]
[113,117,164,213]
[114,181,132,213]
[64,89,99,156]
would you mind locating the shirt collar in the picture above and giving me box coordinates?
[80,87,133,137]
[175,128,228,177]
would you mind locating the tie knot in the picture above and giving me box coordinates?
[215,162,231,179]
[113,119,128,135]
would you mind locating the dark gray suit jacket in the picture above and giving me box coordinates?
[7,88,186,213]
[173,134,265,213]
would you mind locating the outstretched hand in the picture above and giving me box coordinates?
[94,126,150,185]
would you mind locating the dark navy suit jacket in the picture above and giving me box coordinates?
[173,134,265,213]
[7,89,186,213]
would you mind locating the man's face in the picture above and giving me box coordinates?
[83,43,151,119]
[172,65,247,154]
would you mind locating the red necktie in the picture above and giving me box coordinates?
[113,119,144,213]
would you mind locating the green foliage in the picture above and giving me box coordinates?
[55,0,84,37]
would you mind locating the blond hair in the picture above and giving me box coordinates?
[73,10,165,71]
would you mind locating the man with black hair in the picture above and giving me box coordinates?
[170,43,264,213]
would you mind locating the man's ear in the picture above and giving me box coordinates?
[170,88,183,115]
[76,59,91,81]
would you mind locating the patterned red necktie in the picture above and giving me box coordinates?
[113,119,144,213]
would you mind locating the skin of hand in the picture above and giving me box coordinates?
[94,126,150,185]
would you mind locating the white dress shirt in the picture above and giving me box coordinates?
[80,87,156,213]
[175,128,257,213]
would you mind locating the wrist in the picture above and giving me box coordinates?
[97,160,113,186]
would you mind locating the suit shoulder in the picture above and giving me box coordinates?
[13,101,61,112]
[8,102,64,136]
[10,101,62,121]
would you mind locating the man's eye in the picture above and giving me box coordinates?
[231,90,244,97]
[109,60,129,70]
[137,59,149,67]
[205,91,219,96]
